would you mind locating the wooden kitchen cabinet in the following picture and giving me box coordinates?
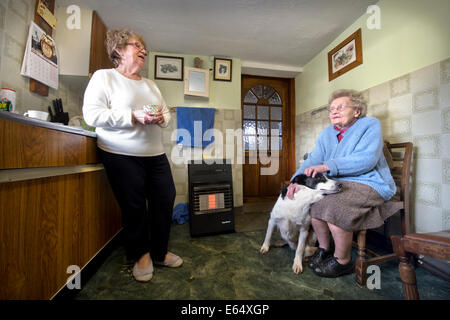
[54,8,113,77]
[0,116,121,299]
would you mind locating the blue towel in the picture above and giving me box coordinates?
[172,203,189,224]
[176,106,215,148]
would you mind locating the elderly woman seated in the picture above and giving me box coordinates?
[287,89,401,278]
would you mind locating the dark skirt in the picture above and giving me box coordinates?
[310,181,403,232]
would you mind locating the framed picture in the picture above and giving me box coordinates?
[214,58,232,81]
[154,55,184,81]
[328,28,363,81]
[184,67,209,98]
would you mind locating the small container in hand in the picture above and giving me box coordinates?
[143,104,159,114]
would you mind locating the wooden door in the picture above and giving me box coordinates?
[242,75,295,202]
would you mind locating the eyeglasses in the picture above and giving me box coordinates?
[125,42,146,51]
[327,104,353,113]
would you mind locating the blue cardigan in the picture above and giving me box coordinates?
[291,117,396,200]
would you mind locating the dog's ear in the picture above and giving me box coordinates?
[291,174,308,186]
[280,184,289,199]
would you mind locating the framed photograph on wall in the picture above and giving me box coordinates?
[328,28,363,81]
[154,55,184,81]
[214,58,232,81]
[184,67,210,98]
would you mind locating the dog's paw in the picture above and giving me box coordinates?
[292,258,303,274]
[260,244,270,254]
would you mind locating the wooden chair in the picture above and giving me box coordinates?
[354,142,413,286]
[391,230,450,299]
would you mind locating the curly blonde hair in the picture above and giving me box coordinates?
[328,89,367,117]
[105,29,146,67]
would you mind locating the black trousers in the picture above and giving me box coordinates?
[99,149,176,262]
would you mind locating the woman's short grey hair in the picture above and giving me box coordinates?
[105,29,146,67]
[328,89,367,117]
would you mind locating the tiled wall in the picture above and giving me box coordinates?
[295,58,450,233]
[163,109,244,207]
[0,0,90,118]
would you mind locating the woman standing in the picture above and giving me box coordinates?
[83,29,182,282]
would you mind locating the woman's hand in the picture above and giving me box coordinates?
[304,164,330,177]
[132,107,164,125]
[286,183,300,200]
[151,107,165,125]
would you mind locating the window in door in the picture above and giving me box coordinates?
[243,85,282,153]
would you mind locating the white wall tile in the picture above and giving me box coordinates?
[440,58,450,84]
[413,135,440,159]
[410,63,440,93]
[442,134,450,158]
[415,159,442,184]
[439,83,450,109]
[4,5,27,46]
[388,94,412,118]
[411,110,442,135]
[8,0,28,23]
[175,183,185,194]
[386,117,411,138]
[172,167,187,183]
[414,204,443,233]
[413,88,439,113]
[222,120,237,130]
[390,74,410,98]
[224,109,235,120]
[443,108,450,133]
[368,102,388,119]
[442,185,450,210]
[443,159,450,184]
[4,34,23,63]
[174,195,187,205]
[0,3,5,30]
[416,182,441,207]
[443,210,450,230]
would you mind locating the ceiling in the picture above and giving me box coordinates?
[56,0,378,77]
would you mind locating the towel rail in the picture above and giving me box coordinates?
[169,107,219,113]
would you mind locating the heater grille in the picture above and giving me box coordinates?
[192,183,233,215]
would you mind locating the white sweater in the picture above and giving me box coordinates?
[82,69,171,156]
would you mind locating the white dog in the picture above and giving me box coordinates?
[260,173,342,274]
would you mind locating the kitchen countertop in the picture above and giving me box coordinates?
[0,111,96,138]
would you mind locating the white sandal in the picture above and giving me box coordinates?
[132,261,154,282]
[154,252,183,268]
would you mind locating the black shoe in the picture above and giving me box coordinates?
[307,247,332,270]
[313,256,354,278]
